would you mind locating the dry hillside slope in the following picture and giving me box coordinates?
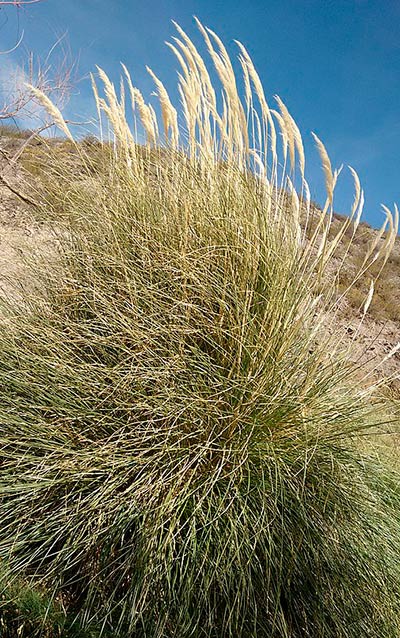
[0,127,399,397]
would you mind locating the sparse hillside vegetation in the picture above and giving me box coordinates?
[0,22,399,638]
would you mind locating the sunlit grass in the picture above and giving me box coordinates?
[0,20,399,638]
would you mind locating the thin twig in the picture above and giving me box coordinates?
[0,173,37,206]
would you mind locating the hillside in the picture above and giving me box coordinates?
[1,127,398,399]
[0,91,399,634]
[1,8,400,633]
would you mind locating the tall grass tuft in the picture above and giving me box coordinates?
[0,21,399,637]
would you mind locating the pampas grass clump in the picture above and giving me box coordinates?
[0,21,399,637]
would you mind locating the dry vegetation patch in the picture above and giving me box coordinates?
[0,24,399,637]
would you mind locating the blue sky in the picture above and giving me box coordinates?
[1,0,400,229]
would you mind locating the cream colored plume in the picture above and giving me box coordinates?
[312,132,334,203]
[26,84,74,142]
[363,279,374,316]
[121,64,157,145]
[147,67,178,147]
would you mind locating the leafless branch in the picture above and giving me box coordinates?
[0,38,77,126]
[0,1,43,6]
[0,172,38,206]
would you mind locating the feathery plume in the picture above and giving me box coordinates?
[26,84,74,142]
